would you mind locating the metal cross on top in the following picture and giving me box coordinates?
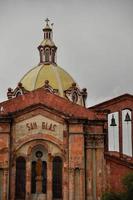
[45,18,50,25]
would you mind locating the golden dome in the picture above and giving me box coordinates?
[20,64,75,97]
[16,19,87,107]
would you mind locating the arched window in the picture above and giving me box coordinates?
[51,49,55,63]
[31,161,36,193]
[122,109,132,156]
[42,161,47,193]
[52,156,62,198]
[45,49,49,62]
[40,47,44,62]
[48,32,50,39]
[108,112,119,151]
[15,157,26,199]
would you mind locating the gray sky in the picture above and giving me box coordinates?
[0,0,133,106]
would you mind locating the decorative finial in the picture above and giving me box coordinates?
[45,18,50,25]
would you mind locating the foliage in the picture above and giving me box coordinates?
[101,173,133,200]
[123,173,133,200]
[101,192,122,200]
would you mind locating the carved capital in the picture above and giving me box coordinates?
[69,168,75,173]
[85,133,105,149]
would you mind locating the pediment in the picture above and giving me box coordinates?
[0,88,93,120]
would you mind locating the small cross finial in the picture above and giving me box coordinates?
[45,18,50,25]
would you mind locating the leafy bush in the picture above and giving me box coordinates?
[101,192,122,200]
[123,173,133,200]
[101,173,133,200]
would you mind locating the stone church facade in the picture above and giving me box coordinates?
[0,19,133,200]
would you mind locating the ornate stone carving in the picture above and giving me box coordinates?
[64,83,87,106]
[7,82,28,99]
[85,133,105,149]
[69,168,75,173]
[43,80,59,94]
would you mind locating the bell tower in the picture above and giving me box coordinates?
[38,18,57,65]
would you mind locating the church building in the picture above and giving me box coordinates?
[0,19,133,200]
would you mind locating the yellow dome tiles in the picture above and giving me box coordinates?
[20,65,42,91]
[13,19,87,107]
[20,64,75,97]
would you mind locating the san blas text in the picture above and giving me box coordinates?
[26,121,57,132]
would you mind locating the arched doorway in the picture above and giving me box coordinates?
[15,156,26,200]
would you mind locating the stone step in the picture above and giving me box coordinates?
[32,193,46,200]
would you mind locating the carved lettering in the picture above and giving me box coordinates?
[26,121,57,132]
[26,123,30,131]
[26,122,38,131]
[53,124,57,132]
[42,122,57,131]
[42,122,47,129]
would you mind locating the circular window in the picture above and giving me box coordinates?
[36,151,43,158]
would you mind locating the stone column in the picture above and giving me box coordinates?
[80,168,85,200]
[26,159,31,200]
[63,163,69,200]
[86,148,93,200]
[47,154,52,200]
[35,158,43,194]
[10,162,16,200]
[36,176,43,193]
[3,169,8,200]
[85,133,105,200]
[69,168,74,200]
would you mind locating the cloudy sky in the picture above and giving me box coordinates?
[0,0,133,106]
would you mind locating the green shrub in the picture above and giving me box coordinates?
[102,173,133,200]
[123,173,133,200]
[101,192,122,200]
[123,172,133,191]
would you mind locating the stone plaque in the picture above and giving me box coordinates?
[14,115,64,141]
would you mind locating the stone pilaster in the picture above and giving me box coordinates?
[63,163,69,200]
[69,168,74,200]
[80,168,85,200]
[26,159,31,199]
[47,154,52,200]
[10,161,16,200]
[3,169,8,200]
[85,133,105,200]
[68,120,86,200]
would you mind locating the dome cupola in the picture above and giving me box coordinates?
[7,19,87,107]
[38,18,57,65]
